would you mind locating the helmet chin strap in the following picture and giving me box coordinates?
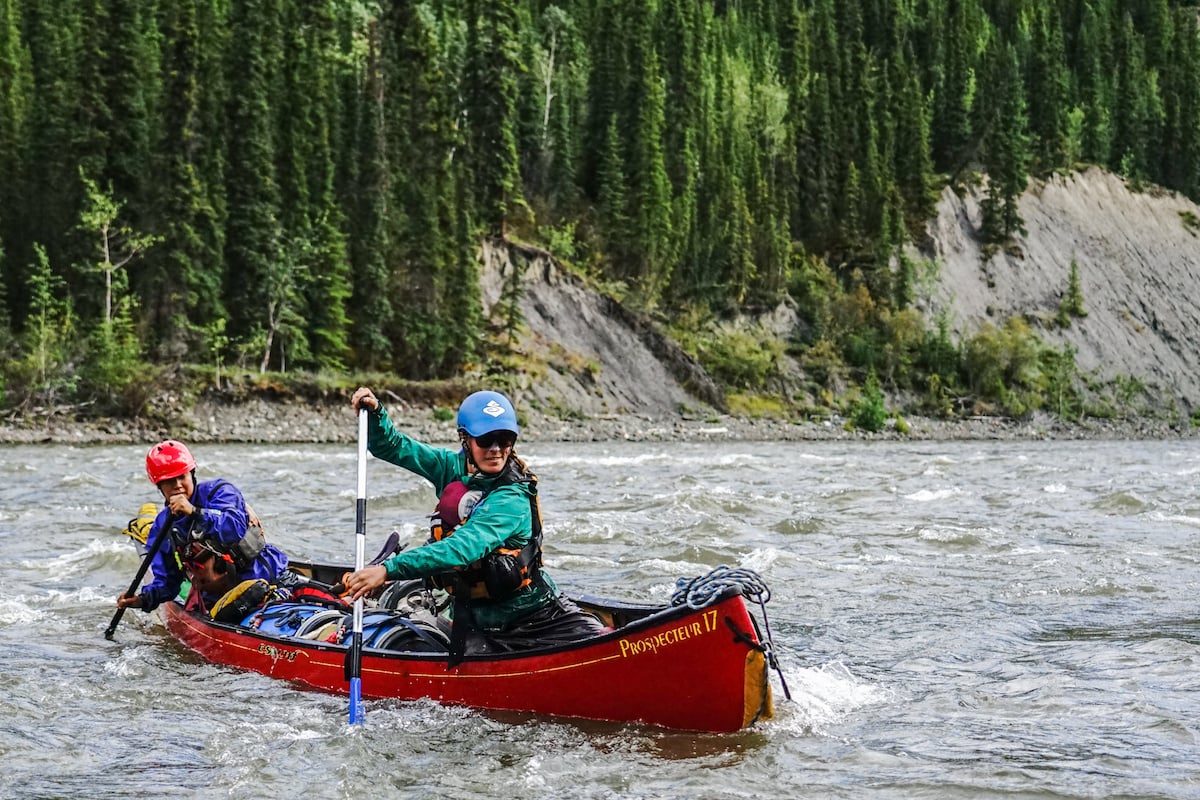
[460,431,481,474]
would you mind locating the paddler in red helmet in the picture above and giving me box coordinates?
[115,440,289,615]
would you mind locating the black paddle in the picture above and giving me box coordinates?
[104,514,172,640]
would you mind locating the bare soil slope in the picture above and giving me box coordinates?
[479,241,724,421]
[917,167,1200,413]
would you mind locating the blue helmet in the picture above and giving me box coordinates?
[456,390,519,438]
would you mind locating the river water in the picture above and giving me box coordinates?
[1,438,1198,799]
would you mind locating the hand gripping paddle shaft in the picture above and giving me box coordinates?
[105,516,172,640]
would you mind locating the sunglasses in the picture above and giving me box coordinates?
[474,431,516,450]
[183,548,214,571]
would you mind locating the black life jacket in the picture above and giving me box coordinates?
[427,461,544,602]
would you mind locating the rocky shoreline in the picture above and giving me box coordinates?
[1,396,1195,446]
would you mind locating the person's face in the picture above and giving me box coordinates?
[468,431,515,474]
[156,472,194,503]
[184,549,230,594]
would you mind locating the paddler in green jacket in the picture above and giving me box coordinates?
[341,387,608,656]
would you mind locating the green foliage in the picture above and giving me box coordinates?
[671,311,784,394]
[699,330,783,392]
[204,317,229,388]
[77,170,159,325]
[539,221,579,263]
[1,0,1197,427]
[726,392,787,420]
[489,255,526,360]
[850,368,887,432]
[76,310,154,415]
[961,317,1082,418]
[1041,345,1082,420]
[1113,373,1146,407]
[915,312,963,414]
[8,244,78,405]
[979,43,1029,244]
[1180,211,1200,235]
[798,338,846,393]
[1057,258,1087,327]
[464,0,524,237]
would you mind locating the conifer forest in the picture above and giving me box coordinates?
[1,0,1199,419]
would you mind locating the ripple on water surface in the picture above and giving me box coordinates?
[2,439,1199,798]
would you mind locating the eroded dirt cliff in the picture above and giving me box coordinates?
[918,167,1200,414]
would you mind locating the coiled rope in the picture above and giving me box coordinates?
[670,565,791,701]
[670,565,771,610]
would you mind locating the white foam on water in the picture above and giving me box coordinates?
[28,538,131,582]
[774,660,892,735]
[904,487,963,502]
[0,597,47,625]
[1150,511,1200,528]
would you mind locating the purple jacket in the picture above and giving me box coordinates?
[137,479,288,611]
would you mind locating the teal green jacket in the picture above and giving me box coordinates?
[367,405,558,630]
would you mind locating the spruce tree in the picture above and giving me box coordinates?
[627,48,673,305]
[345,17,394,370]
[464,0,524,238]
[1027,4,1071,172]
[1077,2,1114,165]
[276,0,351,372]
[596,113,630,272]
[380,0,471,379]
[931,0,977,173]
[582,0,630,200]
[0,0,32,324]
[76,0,157,248]
[21,0,82,307]
[150,0,225,360]
[223,0,285,364]
[980,43,1029,243]
[1110,13,1159,184]
[890,53,936,224]
[1159,9,1200,198]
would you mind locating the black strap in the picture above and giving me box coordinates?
[446,577,476,668]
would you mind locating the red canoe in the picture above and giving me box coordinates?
[160,564,778,733]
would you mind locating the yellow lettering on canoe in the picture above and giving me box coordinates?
[258,642,301,663]
[618,616,716,658]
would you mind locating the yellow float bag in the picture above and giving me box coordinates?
[121,502,159,545]
[210,579,273,623]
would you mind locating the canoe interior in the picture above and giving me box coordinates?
[290,560,695,639]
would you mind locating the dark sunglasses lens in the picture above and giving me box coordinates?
[477,433,514,449]
[183,545,212,569]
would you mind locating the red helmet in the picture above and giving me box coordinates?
[145,440,197,484]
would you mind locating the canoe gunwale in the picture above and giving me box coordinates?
[169,582,747,663]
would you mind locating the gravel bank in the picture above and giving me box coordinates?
[1,397,1194,446]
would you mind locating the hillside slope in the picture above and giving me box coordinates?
[918,167,1200,414]
[489,167,1200,421]
[479,241,725,421]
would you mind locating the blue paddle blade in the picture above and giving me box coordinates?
[349,678,363,724]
